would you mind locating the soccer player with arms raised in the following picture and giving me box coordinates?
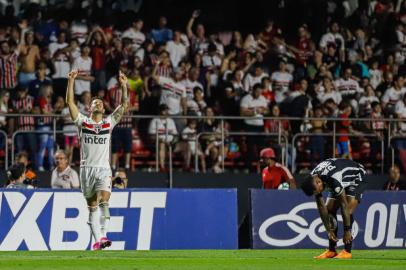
[301,158,367,259]
[66,69,128,250]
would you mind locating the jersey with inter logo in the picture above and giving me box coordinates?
[74,113,118,168]
[310,158,366,196]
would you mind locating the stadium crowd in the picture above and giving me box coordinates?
[1,0,406,177]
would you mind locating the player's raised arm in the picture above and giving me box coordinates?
[66,70,79,121]
[111,71,128,124]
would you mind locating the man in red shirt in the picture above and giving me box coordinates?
[260,148,296,189]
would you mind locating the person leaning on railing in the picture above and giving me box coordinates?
[148,104,179,172]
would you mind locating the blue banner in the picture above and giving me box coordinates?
[251,190,406,249]
[0,189,238,251]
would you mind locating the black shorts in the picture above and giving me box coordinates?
[327,182,367,202]
[112,128,132,153]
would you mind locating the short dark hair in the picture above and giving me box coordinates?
[91,96,103,103]
[301,175,316,196]
[7,163,25,181]
[253,83,262,91]
[371,101,380,109]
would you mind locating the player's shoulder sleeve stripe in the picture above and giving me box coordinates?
[82,129,109,135]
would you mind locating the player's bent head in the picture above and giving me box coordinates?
[90,96,105,114]
[301,175,323,196]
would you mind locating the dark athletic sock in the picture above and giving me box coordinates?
[344,215,354,253]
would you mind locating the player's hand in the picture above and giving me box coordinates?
[328,231,338,243]
[18,19,28,29]
[192,9,201,18]
[343,230,352,244]
[68,70,78,80]
[118,71,128,86]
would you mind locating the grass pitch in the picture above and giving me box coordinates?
[0,249,405,270]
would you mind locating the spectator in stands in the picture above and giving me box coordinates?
[152,56,187,131]
[182,119,206,173]
[260,148,296,189]
[12,86,37,167]
[112,168,128,189]
[240,83,269,171]
[337,102,353,159]
[202,42,222,71]
[359,84,380,117]
[166,30,187,68]
[72,44,94,96]
[150,16,173,45]
[78,91,91,114]
[334,67,361,113]
[376,71,393,98]
[29,62,52,99]
[0,39,21,91]
[287,79,311,134]
[51,150,79,189]
[86,26,108,93]
[15,151,37,183]
[271,58,293,103]
[319,22,345,60]
[244,63,268,93]
[382,75,406,116]
[122,18,146,51]
[264,104,290,138]
[181,67,204,101]
[187,86,206,116]
[49,31,70,98]
[317,77,342,105]
[36,84,55,171]
[309,106,327,166]
[186,10,208,54]
[19,31,40,88]
[261,77,275,105]
[383,165,405,191]
[148,104,178,172]
[5,163,33,189]
[198,107,228,173]
[369,59,382,89]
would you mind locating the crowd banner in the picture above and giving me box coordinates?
[0,189,238,250]
[251,190,406,249]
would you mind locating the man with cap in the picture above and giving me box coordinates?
[260,147,296,189]
[6,163,33,189]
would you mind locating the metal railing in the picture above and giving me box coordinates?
[388,135,406,168]
[3,112,406,174]
[291,133,385,174]
[11,130,64,164]
[194,131,289,172]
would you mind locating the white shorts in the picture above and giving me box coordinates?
[80,167,112,199]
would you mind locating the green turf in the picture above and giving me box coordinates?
[0,250,405,270]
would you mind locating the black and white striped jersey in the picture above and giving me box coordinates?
[311,158,366,195]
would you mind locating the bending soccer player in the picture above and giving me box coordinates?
[66,69,128,250]
[301,158,367,259]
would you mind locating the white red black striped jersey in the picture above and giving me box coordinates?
[157,76,187,115]
[0,51,19,89]
[311,158,366,196]
[156,65,173,78]
[12,96,35,131]
[334,78,360,97]
[74,113,118,168]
